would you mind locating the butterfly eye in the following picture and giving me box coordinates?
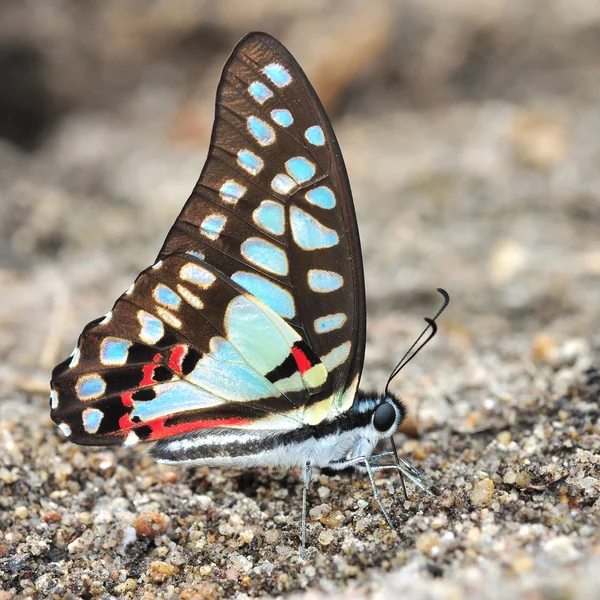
[372,402,397,433]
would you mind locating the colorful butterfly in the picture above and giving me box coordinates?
[50,32,449,556]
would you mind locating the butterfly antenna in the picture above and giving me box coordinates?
[384,288,450,398]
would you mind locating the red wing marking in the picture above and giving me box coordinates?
[118,413,252,441]
[168,345,187,374]
[291,346,313,375]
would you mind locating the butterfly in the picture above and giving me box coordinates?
[50,32,449,556]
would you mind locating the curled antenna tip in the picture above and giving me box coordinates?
[384,287,450,396]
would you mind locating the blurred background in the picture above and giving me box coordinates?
[1,0,599,413]
[1,2,599,597]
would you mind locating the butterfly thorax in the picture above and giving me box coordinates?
[150,390,405,470]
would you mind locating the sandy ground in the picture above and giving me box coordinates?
[0,2,599,598]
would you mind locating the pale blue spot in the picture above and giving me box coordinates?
[186,250,205,260]
[201,214,226,240]
[209,337,245,363]
[220,180,246,204]
[248,81,273,104]
[101,337,132,365]
[305,186,336,209]
[290,206,339,250]
[285,157,316,184]
[271,109,293,127]
[69,347,80,368]
[237,149,264,175]
[154,284,181,309]
[191,334,282,401]
[323,341,351,372]
[100,312,112,325]
[231,272,295,319]
[82,408,103,434]
[308,269,344,293]
[50,389,58,409]
[305,125,325,146]
[263,63,292,87]
[314,313,347,334]
[77,374,106,400]
[138,311,164,344]
[224,296,298,384]
[58,423,71,437]
[247,116,275,146]
[241,238,288,276]
[253,200,285,235]
[180,263,216,288]
[132,381,224,421]
[271,173,296,196]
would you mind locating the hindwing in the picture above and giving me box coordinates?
[50,32,366,445]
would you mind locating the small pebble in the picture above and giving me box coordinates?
[134,513,171,538]
[147,561,180,583]
[470,479,495,506]
[416,532,439,556]
[264,530,279,545]
[238,529,254,544]
[317,486,331,500]
[543,536,580,565]
[496,431,511,446]
[318,530,334,546]
[14,506,28,520]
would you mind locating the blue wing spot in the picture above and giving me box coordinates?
[290,206,339,250]
[322,341,352,372]
[69,346,80,368]
[314,313,347,334]
[241,238,289,276]
[50,389,58,409]
[82,408,104,434]
[248,81,273,104]
[200,214,226,241]
[305,125,325,146]
[58,423,71,437]
[100,337,133,366]
[137,311,165,345]
[253,200,285,236]
[271,173,297,196]
[247,116,276,146]
[232,271,295,319]
[153,284,182,310]
[305,186,336,210]
[271,109,294,127]
[132,381,225,421]
[220,180,246,204]
[308,269,344,293]
[100,312,112,325]
[285,157,316,184]
[180,264,216,289]
[186,250,205,260]
[76,374,106,400]
[237,149,264,175]
[262,63,292,87]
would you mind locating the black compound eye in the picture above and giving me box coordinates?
[373,402,396,433]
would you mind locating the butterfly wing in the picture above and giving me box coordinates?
[50,32,366,446]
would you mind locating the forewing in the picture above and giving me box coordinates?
[160,33,366,415]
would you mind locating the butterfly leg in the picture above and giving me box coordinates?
[365,451,408,499]
[368,454,439,496]
[301,460,312,559]
[331,456,395,530]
